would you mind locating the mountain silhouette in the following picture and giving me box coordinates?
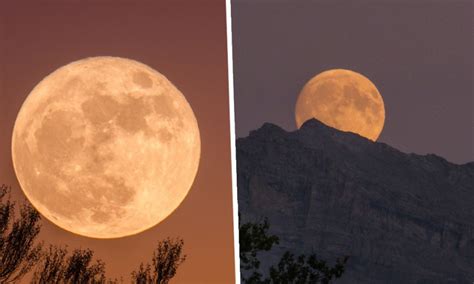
[237,119,474,284]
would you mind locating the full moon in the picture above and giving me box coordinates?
[12,57,201,238]
[295,69,385,141]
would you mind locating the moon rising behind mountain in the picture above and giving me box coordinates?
[295,69,385,141]
[11,57,201,239]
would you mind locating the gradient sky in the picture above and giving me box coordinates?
[232,0,473,164]
[0,1,235,283]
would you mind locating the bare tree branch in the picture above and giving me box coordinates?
[0,184,43,283]
[132,238,186,284]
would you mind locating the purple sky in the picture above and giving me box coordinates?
[232,0,473,164]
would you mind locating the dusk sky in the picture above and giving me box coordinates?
[232,0,472,164]
[0,1,235,283]
[0,0,472,283]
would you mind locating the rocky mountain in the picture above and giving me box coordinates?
[237,119,474,284]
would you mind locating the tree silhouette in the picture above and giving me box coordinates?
[32,245,67,283]
[0,184,43,283]
[239,217,279,283]
[239,216,348,284]
[1,184,188,283]
[32,245,107,284]
[268,252,348,284]
[132,237,186,284]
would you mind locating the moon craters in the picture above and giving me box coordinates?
[133,71,153,89]
[35,110,86,163]
[296,69,385,141]
[12,57,201,238]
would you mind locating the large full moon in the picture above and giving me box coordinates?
[12,57,201,238]
[295,69,385,141]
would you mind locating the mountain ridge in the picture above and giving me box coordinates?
[247,119,470,166]
[237,118,474,283]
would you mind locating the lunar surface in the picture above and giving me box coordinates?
[12,57,201,238]
[295,69,385,141]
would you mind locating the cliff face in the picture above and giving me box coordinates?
[237,119,474,284]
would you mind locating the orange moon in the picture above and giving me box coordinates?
[295,69,385,141]
[11,57,201,238]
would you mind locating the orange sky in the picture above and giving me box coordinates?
[0,0,235,283]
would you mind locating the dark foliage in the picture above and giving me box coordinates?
[131,237,186,284]
[239,216,348,284]
[0,184,43,283]
[32,245,106,284]
[133,263,151,284]
[239,217,279,282]
[268,252,348,284]
[0,183,186,283]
